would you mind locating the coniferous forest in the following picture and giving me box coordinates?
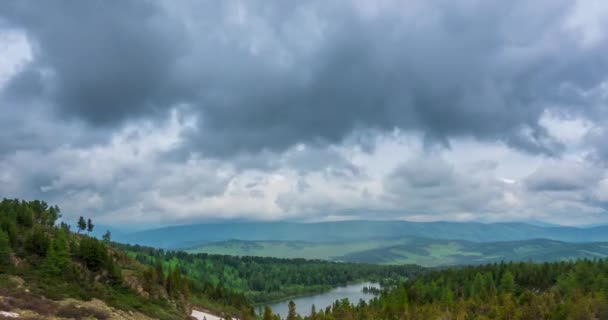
[295,259,608,320]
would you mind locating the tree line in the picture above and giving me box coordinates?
[116,243,423,304]
[275,259,608,319]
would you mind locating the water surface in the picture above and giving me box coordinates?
[265,282,378,319]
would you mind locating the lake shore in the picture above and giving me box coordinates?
[191,309,239,320]
[265,282,379,319]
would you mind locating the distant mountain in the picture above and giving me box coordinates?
[115,220,608,249]
[189,237,608,267]
[339,238,608,266]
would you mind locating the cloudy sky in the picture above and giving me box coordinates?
[1,0,608,227]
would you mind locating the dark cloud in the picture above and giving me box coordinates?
[2,0,607,158]
[1,0,187,125]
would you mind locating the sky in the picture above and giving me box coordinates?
[1,0,608,227]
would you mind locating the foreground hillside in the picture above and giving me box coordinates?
[118,221,608,249]
[188,237,608,267]
[0,199,252,319]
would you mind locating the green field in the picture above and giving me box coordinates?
[186,239,405,260]
[188,237,608,267]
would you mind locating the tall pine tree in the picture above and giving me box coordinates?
[77,216,86,233]
[42,229,71,276]
[287,300,297,320]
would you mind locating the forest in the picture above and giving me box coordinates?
[116,243,422,303]
[285,259,608,320]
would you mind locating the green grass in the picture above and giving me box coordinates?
[187,239,406,260]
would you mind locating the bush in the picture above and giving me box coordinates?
[56,304,109,320]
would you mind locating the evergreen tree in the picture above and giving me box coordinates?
[79,236,107,271]
[102,230,111,243]
[25,225,50,257]
[77,216,86,233]
[0,230,12,268]
[87,218,94,234]
[263,306,274,320]
[142,266,159,295]
[47,205,61,226]
[155,255,165,285]
[287,300,297,320]
[17,206,33,227]
[0,219,17,248]
[60,221,71,232]
[499,270,516,293]
[42,229,71,276]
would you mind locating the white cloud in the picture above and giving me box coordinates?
[0,29,31,89]
[1,0,608,227]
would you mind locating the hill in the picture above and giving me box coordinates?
[0,198,424,319]
[117,221,608,249]
[188,238,608,267]
[0,199,255,319]
[339,238,608,266]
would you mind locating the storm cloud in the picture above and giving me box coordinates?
[1,0,608,226]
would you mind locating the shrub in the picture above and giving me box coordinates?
[56,304,109,320]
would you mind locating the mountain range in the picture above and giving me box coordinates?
[114,220,608,249]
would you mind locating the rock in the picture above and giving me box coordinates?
[0,311,19,318]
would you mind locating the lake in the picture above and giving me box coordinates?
[264,282,379,319]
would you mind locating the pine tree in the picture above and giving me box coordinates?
[155,256,165,285]
[47,205,61,226]
[25,225,50,257]
[102,230,111,243]
[241,306,252,320]
[77,216,86,233]
[17,206,33,227]
[263,306,274,320]
[142,266,159,295]
[499,271,516,293]
[42,229,71,276]
[0,230,12,268]
[0,219,17,248]
[287,300,297,320]
[60,222,71,232]
[87,218,94,234]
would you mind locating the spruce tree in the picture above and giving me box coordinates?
[286,300,297,320]
[102,230,111,243]
[42,229,71,276]
[87,218,94,234]
[263,306,274,320]
[77,216,86,233]
[0,230,12,268]
[499,271,516,293]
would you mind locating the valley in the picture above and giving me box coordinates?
[188,236,608,267]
